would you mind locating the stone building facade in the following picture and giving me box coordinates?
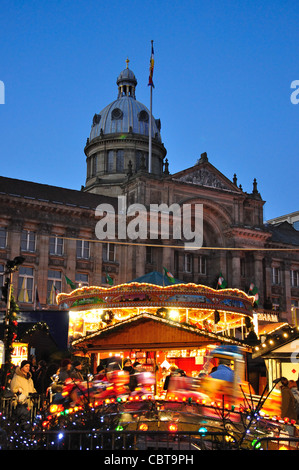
[0,62,298,325]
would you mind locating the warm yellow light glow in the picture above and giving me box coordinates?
[169,309,179,320]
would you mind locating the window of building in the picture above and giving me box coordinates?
[49,236,64,256]
[18,266,34,303]
[0,227,7,249]
[21,230,36,252]
[272,267,281,285]
[76,240,90,259]
[102,243,116,262]
[111,108,123,120]
[292,300,299,325]
[0,263,4,288]
[184,253,193,273]
[291,269,299,287]
[136,151,148,171]
[146,246,153,264]
[116,150,124,172]
[75,272,89,287]
[240,258,246,278]
[92,155,97,176]
[107,150,114,172]
[198,255,207,275]
[272,296,281,311]
[47,270,62,304]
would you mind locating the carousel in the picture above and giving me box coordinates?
[56,273,255,392]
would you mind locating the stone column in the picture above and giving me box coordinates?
[282,260,292,323]
[37,224,51,305]
[253,252,264,306]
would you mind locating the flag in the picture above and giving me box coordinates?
[65,275,76,290]
[217,273,228,289]
[18,278,29,302]
[163,267,175,284]
[249,283,259,305]
[148,40,154,87]
[47,283,59,304]
[105,272,113,286]
[34,286,41,310]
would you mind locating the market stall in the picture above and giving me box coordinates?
[57,280,254,393]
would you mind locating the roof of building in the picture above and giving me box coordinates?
[89,65,162,142]
[129,270,183,286]
[266,221,299,246]
[0,175,117,210]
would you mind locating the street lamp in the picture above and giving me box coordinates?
[2,256,25,386]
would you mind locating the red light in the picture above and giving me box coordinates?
[168,423,178,432]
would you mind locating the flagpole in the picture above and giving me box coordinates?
[148,40,154,174]
[149,82,152,173]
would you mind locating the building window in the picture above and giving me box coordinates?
[291,270,299,287]
[184,253,193,273]
[107,150,114,172]
[92,155,97,176]
[0,263,4,288]
[47,270,62,304]
[272,267,281,285]
[0,227,7,249]
[21,230,36,252]
[136,151,148,171]
[102,243,116,262]
[76,240,90,259]
[18,266,34,303]
[116,150,124,172]
[240,258,246,278]
[75,272,89,287]
[146,246,153,264]
[198,255,207,275]
[272,296,281,311]
[49,236,64,256]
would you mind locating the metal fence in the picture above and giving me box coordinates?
[1,429,237,451]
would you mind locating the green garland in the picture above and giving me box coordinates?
[2,293,19,388]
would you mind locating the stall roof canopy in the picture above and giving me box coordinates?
[129,271,183,286]
[72,311,246,352]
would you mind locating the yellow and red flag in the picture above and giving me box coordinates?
[148,40,154,87]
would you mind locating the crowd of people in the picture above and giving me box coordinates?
[4,356,86,408]
[3,355,299,425]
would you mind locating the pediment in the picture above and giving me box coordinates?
[171,156,240,193]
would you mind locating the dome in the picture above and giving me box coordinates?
[116,67,137,87]
[89,62,162,142]
[90,97,161,142]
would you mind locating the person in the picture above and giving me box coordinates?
[280,377,297,421]
[58,358,72,382]
[163,365,181,391]
[70,360,84,381]
[288,380,299,421]
[10,360,37,408]
[123,358,137,391]
[209,358,234,382]
[33,360,48,395]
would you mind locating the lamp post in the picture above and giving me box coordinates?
[2,256,25,387]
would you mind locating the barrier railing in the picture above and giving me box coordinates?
[1,429,237,451]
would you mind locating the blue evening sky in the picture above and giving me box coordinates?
[0,0,298,221]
